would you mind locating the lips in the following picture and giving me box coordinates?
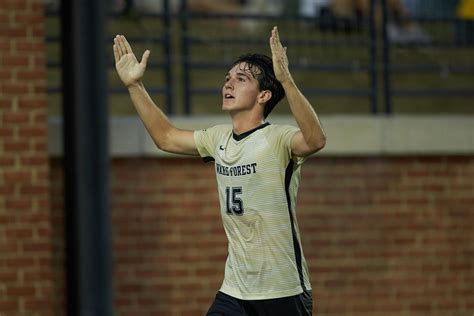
[224,93,234,99]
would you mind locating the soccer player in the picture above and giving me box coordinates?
[113,26,326,316]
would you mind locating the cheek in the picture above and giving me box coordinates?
[240,84,260,97]
[239,91,258,103]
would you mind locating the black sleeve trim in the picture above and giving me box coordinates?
[202,156,215,163]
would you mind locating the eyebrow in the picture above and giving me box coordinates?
[225,71,253,80]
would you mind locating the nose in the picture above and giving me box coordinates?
[224,79,233,90]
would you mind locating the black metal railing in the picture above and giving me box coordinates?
[45,0,474,115]
[381,0,474,113]
[45,0,174,113]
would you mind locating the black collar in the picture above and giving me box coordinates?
[232,122,270,141]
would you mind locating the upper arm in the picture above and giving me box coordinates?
[290,130,324,157]
[162,128,199,156]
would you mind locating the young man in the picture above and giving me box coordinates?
[113,26,326,316]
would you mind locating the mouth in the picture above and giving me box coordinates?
[224,93,234,99]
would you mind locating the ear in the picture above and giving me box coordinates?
[258,90,272,105]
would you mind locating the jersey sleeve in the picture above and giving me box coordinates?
[193,125,228,161]
[277,125,307,167]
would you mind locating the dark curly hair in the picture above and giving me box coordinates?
[228,54,285,119]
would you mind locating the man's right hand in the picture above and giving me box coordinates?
[113,35,150,87]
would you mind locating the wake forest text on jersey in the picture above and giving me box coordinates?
[216,162,258,177]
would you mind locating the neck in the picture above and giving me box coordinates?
[230,111,265,135]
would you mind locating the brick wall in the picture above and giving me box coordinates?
[3,1,473,314]
[49,156,474,316]
[0,0,56,315]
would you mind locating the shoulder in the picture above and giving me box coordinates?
[262,124,300,154]
[195,124,232,137]
[201,124,232,133]
[264,123,299,137]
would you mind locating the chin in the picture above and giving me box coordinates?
[222,101,233,111]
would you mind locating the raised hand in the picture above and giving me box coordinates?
[269,26,292,85]
[113,35,150,87]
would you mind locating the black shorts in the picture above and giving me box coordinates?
[206,290,312,316]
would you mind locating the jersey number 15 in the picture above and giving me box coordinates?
[225,186,244,215]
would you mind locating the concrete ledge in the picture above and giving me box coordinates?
[48,115,474,157]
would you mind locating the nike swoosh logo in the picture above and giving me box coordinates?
[219,145,225,150]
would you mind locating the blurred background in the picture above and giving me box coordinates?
[1,0,473,315]
[45,0,474,115]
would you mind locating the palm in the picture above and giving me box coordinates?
[116,53,145,86]
[113,35,150,87]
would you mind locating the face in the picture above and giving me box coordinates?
[222,62,265,114]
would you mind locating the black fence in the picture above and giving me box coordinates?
[381,0,474,113]
[45,0,474,115]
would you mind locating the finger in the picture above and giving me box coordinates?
[113,37,119,57]
[121,35,134,55]
[117,35,127,56]
[140,50,150,67]
[113,42,120,63]
[114,35,122,58]
[273,26,281,45]
[270,28,277,52]
[272,29,284,54]
[271,27,276,42]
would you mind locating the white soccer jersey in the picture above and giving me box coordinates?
[194,122,312,300]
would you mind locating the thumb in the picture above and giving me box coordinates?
[140,50,151,67]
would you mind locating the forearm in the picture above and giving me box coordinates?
[282,79,326,149]
[127,81,174,150]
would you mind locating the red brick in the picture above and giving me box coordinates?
[14,39,43,51]
[0,69,12,80]
[0,300,18,311]
[20,156,48,166]
[23,242,52,253]
[16,70,45,80]
[15,13,43,24]
[20,184,49,195]
[31,24,44,36]
[4,257,36,268]
[0,184,16,197]
[33,55,46,67]
[1,112,29,124]
[32,112,47,123]
[5,198,33,210]
[5,227,34,239]
[0,13,9,24]
[0,27,28,38]
[33,141,48,151]
[0,38,10,50]
[1,55,29,66]
[0,156,15,166]
[0,240,20,255]
[24,298,53,310]
[1,2,52,315]
[4,140,30,151]
[18,98,46,110]
[6,286,36,296]
[0,271,18,282]
[18,126,46,137]
[2,0,27,9]
[410,303,433,312]
[3,170,32,182]
[1,82,29,94]
[0,99,11,110]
